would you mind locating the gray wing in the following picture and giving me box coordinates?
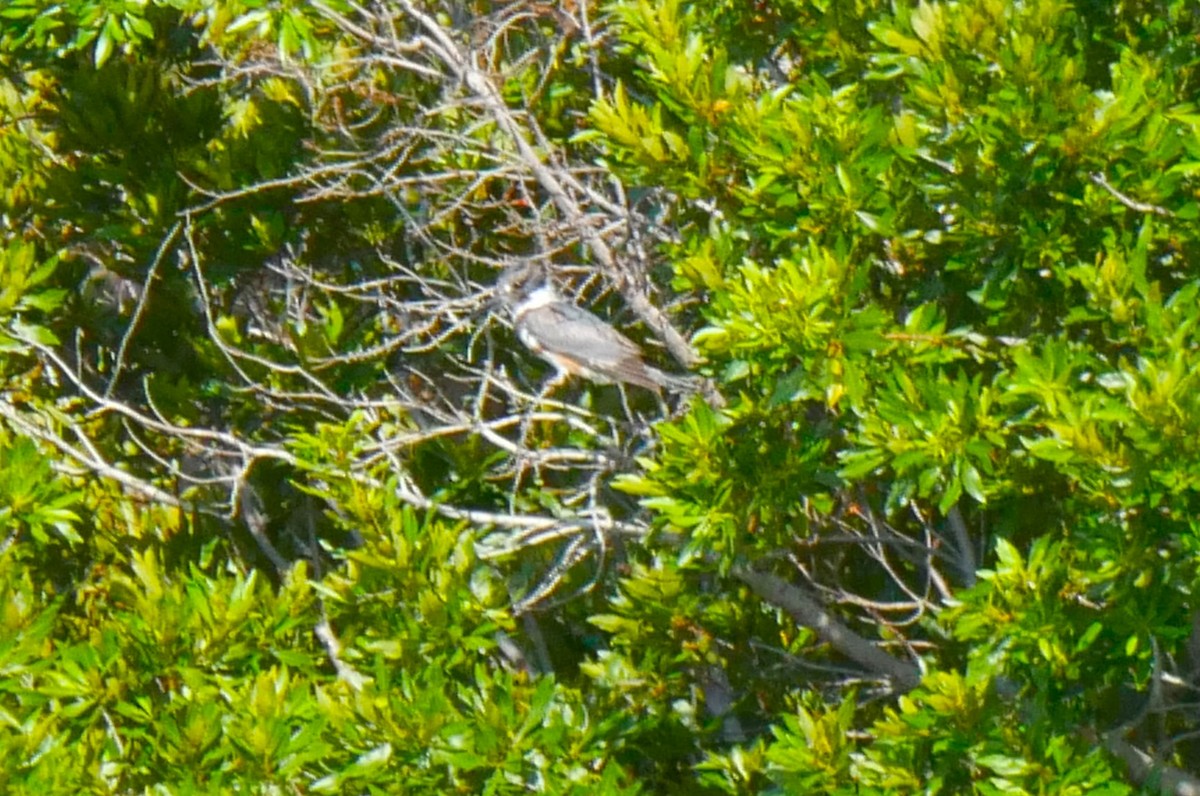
[519,302,666,390]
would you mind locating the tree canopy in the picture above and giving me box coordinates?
[3,0,1200,792]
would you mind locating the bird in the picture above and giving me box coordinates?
[493,266,699,395]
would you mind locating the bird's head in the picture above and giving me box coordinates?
[492,263,554,314]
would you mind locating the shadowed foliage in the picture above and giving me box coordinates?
[2,0,1200,793]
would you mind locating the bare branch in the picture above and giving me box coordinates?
[1090,172,1174,217]
[734,564,923,691]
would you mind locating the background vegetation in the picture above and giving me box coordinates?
[2,0,1200,792]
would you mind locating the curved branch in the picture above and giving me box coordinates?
[1104,733,1200,796]
[733,563,922,691]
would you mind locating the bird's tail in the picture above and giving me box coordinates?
[649,368,699,393]
[648,368,726,407]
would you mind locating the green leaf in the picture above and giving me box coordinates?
[961,462,986,504]
[994,538,1022,572]
[94,25,114,68]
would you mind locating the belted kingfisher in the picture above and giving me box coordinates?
[494,266,698,394]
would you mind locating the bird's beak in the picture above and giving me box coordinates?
[484,289,508,314]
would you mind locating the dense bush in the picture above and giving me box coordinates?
[3,0,1200,792]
